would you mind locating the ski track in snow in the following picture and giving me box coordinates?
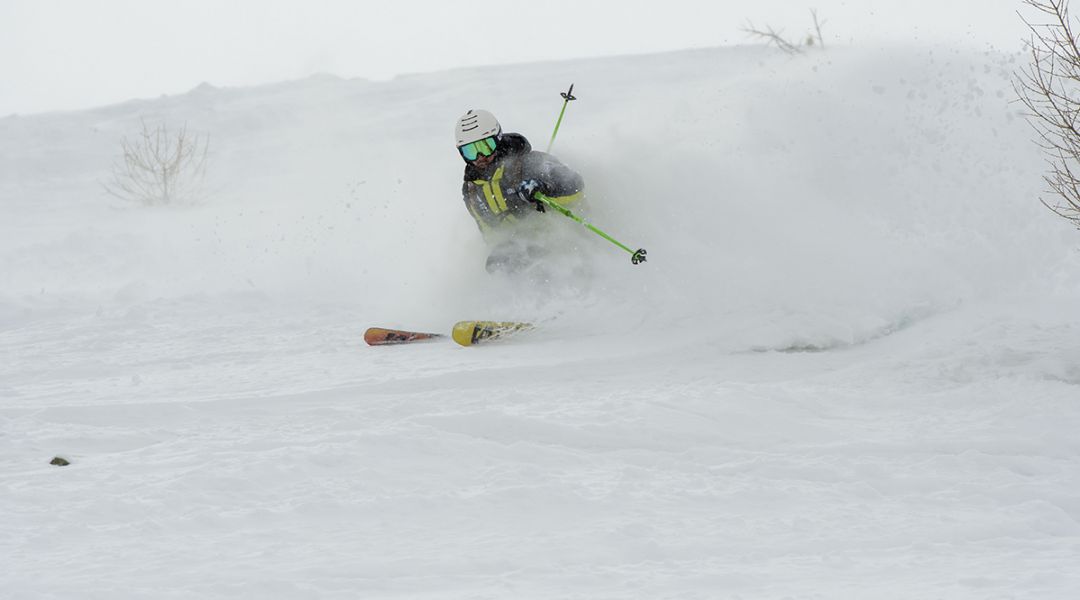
[2,45,1080,599]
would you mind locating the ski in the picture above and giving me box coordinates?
[364,327,443,346]
[451,321,533,346]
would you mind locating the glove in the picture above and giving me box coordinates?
[518,179,546,212]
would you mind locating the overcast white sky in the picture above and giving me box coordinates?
[0,0,1030,116]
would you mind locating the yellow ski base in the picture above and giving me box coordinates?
[451,321,533,346]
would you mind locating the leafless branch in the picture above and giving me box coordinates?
[742,11,827,53]
[811,9,827,49]
[742,21,804,54]
[1015,0,1080,226]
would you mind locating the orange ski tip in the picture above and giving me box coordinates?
[364,327,442,346]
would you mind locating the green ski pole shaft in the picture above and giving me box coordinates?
[547,84,576,153]
[535,193,647,265]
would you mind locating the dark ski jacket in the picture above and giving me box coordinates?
[461,133,584,239]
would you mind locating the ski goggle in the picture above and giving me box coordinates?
[458,136,498,161]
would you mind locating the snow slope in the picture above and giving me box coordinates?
[2,44,1079,599]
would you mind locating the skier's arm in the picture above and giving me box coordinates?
[522,152,584,207]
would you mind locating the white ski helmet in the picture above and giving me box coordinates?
[455,109,501,147]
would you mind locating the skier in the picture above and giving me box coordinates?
[455,109,585,275]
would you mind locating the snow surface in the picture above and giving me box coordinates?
[2,44,1080,599]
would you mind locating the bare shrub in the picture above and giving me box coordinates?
[104,120,209,206]
[1016,0,1080,226]
[742,9,827,54]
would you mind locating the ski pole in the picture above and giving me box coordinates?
[547,84,577,153]
[534,192,647,265]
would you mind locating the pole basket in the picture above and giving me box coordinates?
[561,84,577,102]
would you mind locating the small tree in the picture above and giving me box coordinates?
[104,119,209,206]
[1016,0,1080,227]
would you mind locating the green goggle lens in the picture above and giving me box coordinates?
[459,136,498,161]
